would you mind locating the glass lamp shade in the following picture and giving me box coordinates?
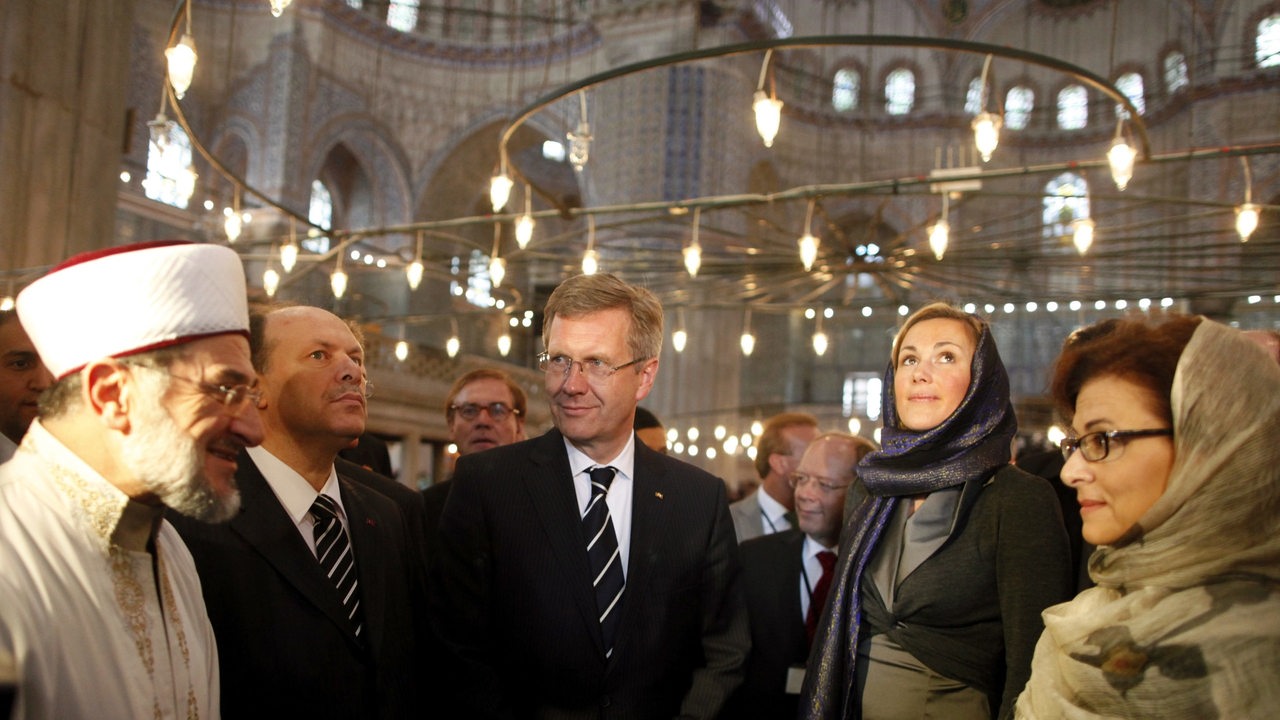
[928,219,949,260]
[1236,203,1260,241]
[753,90,783,148]
[281,242,298,273]
[1108,137,1136,191]
[165,34,198,99]
[1072,218,1095,255]
[330,269,348,299]
[972,112,1002,162]
[683,242,701,277]
[446,335,460,358]
[798,233,819,271]
[489,173,513,212]
[515,214,534,248]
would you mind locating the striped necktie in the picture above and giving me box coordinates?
[311,493,364,638]
[584,466,625,657]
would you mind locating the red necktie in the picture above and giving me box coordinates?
[805,550,837,645]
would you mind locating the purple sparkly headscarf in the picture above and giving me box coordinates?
[798,322,1017,720]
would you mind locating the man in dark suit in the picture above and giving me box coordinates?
[724,432,874,720]
[170,305,428,719]
[432,272,749,719]
[422,367,526,567]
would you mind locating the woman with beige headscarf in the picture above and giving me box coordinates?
[1016,314,1280,717]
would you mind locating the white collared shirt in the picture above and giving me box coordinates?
[564,435,635,576]
[800,534,837,620]
[757,486,793,535]
[247,445,349,557]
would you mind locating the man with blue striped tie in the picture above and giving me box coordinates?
[432,272,750,719]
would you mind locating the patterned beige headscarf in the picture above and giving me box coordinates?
[1016,319,1280,718]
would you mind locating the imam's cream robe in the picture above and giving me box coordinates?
[0,421,219,720]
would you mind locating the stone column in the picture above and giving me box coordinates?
[0,0,136,273]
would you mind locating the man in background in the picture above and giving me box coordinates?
[423,367,526,563]
[633,405,667,453]
[730,412,820,542]
[0,310,52,462]
[1,241,263,718]
[170,305,428,719]
[725,432,875,719]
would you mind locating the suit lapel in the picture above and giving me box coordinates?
[610,442,666,660]
[229,457,362,648]
[524,430,603,651]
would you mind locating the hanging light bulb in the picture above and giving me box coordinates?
[1072,218,1095,255]
[972,112,1002,163]
[331,253,348,299]
[740,308,755,356]
[489,171,513,212]
[683,208,702,277]
[446,334,460,358]
[798,199,819,271]
[797,233,819,271]
[928,219,949,260]
[672,328,687,353]
[166,33,198,100]
[581,216,598,275]
[753,90,783,148]
[406,231,424,289]
[269,0,293,17]
[223,207,242,243]
[515,186,534,248]
[0,295,13,312]
[489,256,506,287]
[281,241,298,273]
[263,266,280,297]
[1107,122,1137,191]
[394,340,409,362]
[566,91,592,171]
[812,330,828,356]
[497,333,512,357]
[848,417,862,435]
[1236,158,1260,242]
[1236,203,1260,242]
[929,194,950,260]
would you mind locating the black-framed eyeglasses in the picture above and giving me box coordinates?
[537,352,646,383]
[787,472,851,494]
[1060,428,1172,463]
[450,402,520,421]
[171,375,263,417]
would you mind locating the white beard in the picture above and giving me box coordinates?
[120,367,241,523]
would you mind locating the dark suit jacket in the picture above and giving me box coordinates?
[722,530,810,720]
[420,479,451,571]
[430,428,750,720]
[169,452,428,720]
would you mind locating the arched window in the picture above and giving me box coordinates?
[1163,51,1189,93]
[832,68,860,112]
[964,77,984,116]
[885,68,915,115]
[1258,13,1280,67]
[306,180,333,253]
[1043,172,1090,238]
[143,123,195,209]
[1005,86,1034,130]
[387,0,419,32]
[1056,85,1088,129]
[1114,72,1145,118]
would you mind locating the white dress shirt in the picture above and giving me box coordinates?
[757,486,793,535]
[799,534,838,620]
[564,435,636,576]
[246,445,350,557]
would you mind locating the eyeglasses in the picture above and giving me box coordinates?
[787,472,851,494]
[450,402,520,421]
[1060,428,1172,463]
[171,375,263,417]
[537,352,646,383]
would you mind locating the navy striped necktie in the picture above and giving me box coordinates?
[311,493,364,638]
[584,466,625,657]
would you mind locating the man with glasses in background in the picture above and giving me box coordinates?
[431,272,749,719]
[724,432,876,720]
[423,367,527,566]
[0,241,263,718]
[169,305,429,719]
